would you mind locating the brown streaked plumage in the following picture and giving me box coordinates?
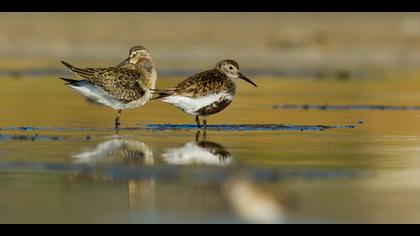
[153,59,257,129]
[60,46,158,129]
[155,69,235,98]
[61,61,148,102]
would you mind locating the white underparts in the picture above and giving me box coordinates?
[68,80,150,110]
[160,91,234,116]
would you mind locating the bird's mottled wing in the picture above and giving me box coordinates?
[174,69,228,97]
[86,68,147,102]
[62,61,146,102]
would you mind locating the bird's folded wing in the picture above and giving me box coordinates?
[174,70,227,98]
[64,62,146,102]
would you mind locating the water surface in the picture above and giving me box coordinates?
[1,75,420,223]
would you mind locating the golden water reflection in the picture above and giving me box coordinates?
[67,132,288,223]
[72,136,154,166]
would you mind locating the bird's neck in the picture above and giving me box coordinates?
[216,70,237,95]
[227,77,237,95]
[136,59,158,89]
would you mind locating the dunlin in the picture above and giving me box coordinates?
[60,46,157,129]
[153,60,257,129]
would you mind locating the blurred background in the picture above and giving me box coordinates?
[2,13,420,77]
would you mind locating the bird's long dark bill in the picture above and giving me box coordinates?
[239,73,257,87]
[116,58,130,68]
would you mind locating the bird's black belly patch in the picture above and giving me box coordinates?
[197,99,232,116]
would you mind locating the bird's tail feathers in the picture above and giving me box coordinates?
[151,89,176,100]
[61,61,93,78]
[59,77,80,85]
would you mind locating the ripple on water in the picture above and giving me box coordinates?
[273,104,420,111]
[0,124,356,133]
[145,124,356,131]
[0,126,95,132]
[0,161,371,182]
[0,133,63,141]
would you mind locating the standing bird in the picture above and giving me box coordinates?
[153,60,257,129]
[60,46,158,129]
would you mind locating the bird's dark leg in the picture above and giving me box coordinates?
[195,115,201,129]
[203,116,207,130]
[115,110,122,129]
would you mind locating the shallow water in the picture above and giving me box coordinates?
[1,74,420,223]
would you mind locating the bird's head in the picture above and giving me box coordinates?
[216,60,257,87]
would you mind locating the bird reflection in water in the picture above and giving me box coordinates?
[70,135,156,212]
[162,131,232,166]
[72,136,154,166]
[67,132,285,219]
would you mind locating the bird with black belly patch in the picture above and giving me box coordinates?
[153,60,257,129]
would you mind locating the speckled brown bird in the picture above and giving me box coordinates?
[60,46,157,129]
[153,59,257,129]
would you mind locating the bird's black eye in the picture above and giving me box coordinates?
[229,66,234,70]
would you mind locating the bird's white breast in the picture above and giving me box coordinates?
[68,81,151,110]
[160,92,234,116]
